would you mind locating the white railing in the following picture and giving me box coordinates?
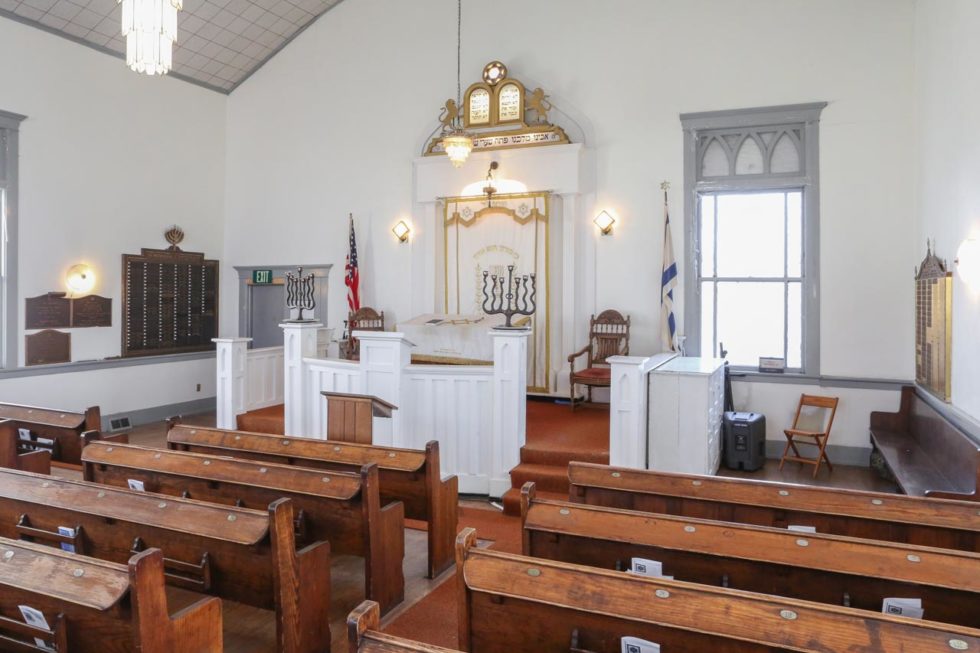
[218,324,529,497]
[246,346,284,411]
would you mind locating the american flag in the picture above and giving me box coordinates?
[660,187,678,352]
[345,214,360,312]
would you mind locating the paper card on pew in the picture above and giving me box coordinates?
[787,525,817,533]
[628,558,673,579]
[57,526,75,553]
[622,636,660,653]
[18,605,55,651]
[883,598,924,619]
[127,479,145,492]
[17,428,30,440]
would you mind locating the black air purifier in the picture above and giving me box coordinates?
[723,411,766,471]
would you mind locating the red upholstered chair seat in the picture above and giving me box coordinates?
[571,367,611,382]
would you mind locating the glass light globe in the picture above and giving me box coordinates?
[956,236,980,288]
[66,264,96,295]
[443,133,474,168]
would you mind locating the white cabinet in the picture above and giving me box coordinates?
[648,357,726,475]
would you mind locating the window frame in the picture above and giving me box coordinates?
[0,110,26,370]
[680,103,825,374]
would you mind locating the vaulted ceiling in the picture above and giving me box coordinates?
[0,0,344,92]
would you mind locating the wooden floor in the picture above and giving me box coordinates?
[66,409,897,651]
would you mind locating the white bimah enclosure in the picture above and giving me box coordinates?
[608,353,727,474]
[215,322,529,497]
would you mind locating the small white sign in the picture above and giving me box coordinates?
[17,428,31,441]
[57,526,76,553]
[127,479,145,492]
[18,605,55,651]
[883,597,924,619]
[622,636,660,653]
[627,558,673,579]
[787,525,817,533]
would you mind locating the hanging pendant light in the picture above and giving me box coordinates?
[443,0,472,167]
[120,0,182,76]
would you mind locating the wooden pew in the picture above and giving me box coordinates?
[0,467,331,653]
[167,419,458,578]
[522,483,980,628]
[0,402,121,466]
[348,600,460,653]
[456,527,980,653]
[568,461,980,552]
[0,420,50,474]
[0,536,222,653]
[82,440,406,614]
[870,385,980,501]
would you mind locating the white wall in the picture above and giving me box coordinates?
[225,0,916,385]
[914,0,980,423]
[0,18,225,415]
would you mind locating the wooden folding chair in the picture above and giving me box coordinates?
[779,394,839,478]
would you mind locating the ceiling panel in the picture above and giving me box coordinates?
[0,0,344,93]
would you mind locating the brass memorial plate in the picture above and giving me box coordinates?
[25,293,70,329]
[25,329,71,366]
[71,295,112,328]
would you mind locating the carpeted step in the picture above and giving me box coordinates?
[236,404,286,434]
[519,443,609,467]
[508,463,570,494]
[501,486,567,516]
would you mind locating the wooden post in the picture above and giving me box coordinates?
[607,353,676,468]
[353,330,413,446]
[321,392,397,444]
[489,327,529,498]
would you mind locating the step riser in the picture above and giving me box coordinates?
[520,446,608,467]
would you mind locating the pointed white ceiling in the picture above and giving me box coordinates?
[0,0,343,93]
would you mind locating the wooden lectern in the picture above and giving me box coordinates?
[321,391,397,444]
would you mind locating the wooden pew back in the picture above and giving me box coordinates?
[0,402,118,466]
[167,421,458,577]
[457,527,980,653]
[82,441,405,613]
[0,537,221,653]
[0,468,332,653]
[0,420,50,474]
[568,461,980,552]
[522,483,980,627]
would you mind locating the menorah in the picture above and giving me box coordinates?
[285,267,316,322]
[481,265,537,328]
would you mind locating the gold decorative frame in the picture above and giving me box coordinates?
[443,191,551,392]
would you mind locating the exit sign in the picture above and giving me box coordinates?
[252,269,273,284]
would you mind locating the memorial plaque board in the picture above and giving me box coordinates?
[71,294,112,328]
[122,247,219,357]
[25,293,70,329]
[25,329,71,366]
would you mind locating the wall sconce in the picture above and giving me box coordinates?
[955,236,980,287]
[593,210,616,236]
[65,264,95,295]
[392,220,411,243]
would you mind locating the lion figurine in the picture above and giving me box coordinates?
[439,99,460,128]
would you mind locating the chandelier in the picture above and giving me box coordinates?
[442,0,472,167]
[120,0,183,76]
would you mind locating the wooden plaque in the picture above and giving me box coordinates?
[122,247,219,357]
[915,243,952,401]
[25,293,70,329]
[25,329,71,366]
[71,295,112,328]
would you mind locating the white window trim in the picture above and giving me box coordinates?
[680,102,826,375]
[0,109,27,369]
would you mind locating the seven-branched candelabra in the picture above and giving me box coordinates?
[285,267,316,322]
[482,265,537,328]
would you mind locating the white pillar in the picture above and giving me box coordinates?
[281,321,322,436]
[489,327,530,498]
[355,331,414,447]
[212,337,251,430]
[608,353,677,468]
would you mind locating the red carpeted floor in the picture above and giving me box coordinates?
[383,505,521,647]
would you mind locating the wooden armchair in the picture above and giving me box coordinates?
[343,307,385,360]
[568,310,630,409]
